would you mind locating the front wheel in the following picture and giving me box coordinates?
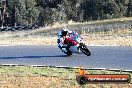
[79,43,91,56]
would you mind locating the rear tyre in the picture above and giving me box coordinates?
[79,43,91,56]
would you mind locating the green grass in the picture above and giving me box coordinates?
[0,66,131,88]
[0,66,131,80]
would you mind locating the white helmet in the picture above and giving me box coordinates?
[61,27,69,32]
[58,27,68,37]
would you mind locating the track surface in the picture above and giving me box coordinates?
[0,45,132,70]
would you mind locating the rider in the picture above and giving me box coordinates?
[57,27,78,52]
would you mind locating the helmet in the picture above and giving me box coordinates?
[61,31,68,36]
[60,27,68,37]
[61,27,69,32]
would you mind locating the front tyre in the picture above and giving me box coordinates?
[79,43,91,56]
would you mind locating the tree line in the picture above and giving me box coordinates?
[0,0,132,27]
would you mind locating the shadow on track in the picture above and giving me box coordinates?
[0,55,68,59]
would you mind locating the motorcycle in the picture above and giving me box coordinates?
[57,34,91,56]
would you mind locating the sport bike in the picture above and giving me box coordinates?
[57,34,91,56]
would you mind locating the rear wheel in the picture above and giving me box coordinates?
[79,43,91,56]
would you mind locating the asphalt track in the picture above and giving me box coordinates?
[0,45,132,70]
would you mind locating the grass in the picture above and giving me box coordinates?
[67,17,132,24]
[0,29,131,46]
[0,66,75,78]
[0,66,132,88]
[1,17,132,36]
[0,17,131,46]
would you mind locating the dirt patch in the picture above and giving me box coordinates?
[0,35,131,46]
[0,66,132,88]
[83,35,132,46]
[0,75,132,88]
[0,37,57,45]
[0,75,70,88]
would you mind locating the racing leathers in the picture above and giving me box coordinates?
[57,30,79,53]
